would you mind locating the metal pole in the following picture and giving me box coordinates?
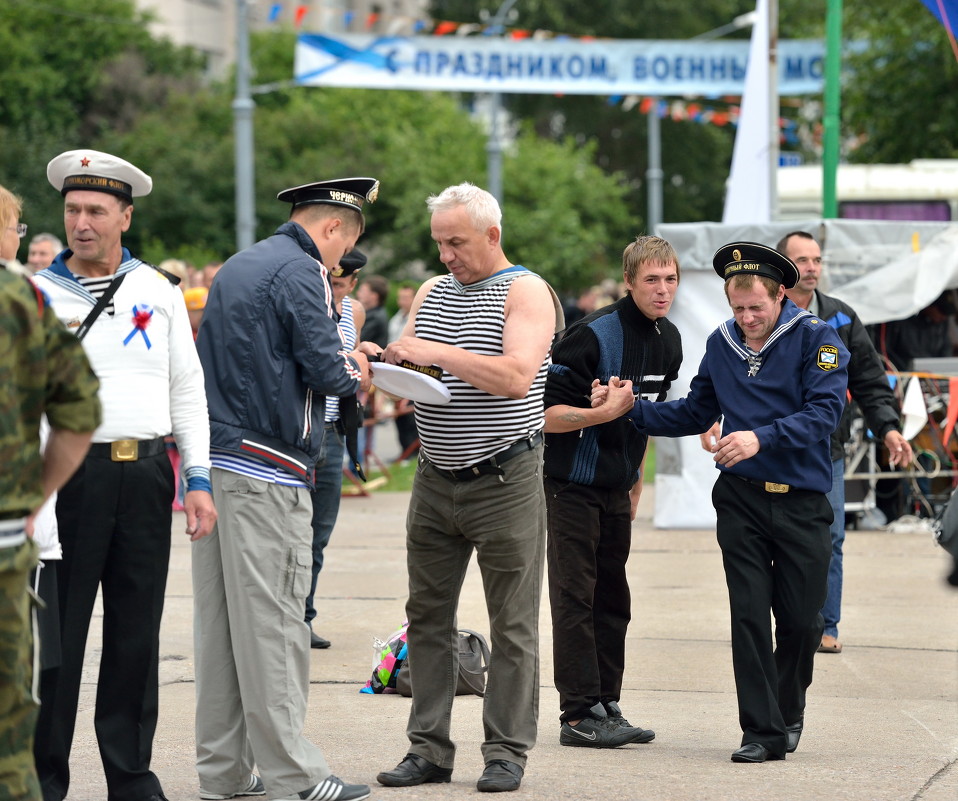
[233,0,256,251]
[485,0,519,206]
[768,0,780,220]
[646,105,663,234]
[822,0,843,218]
[487,93,503,205]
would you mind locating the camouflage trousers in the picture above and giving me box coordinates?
[0,537,40,801]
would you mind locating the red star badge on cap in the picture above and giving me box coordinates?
[80,157,90,167]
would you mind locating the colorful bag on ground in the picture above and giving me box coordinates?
[395,628,490,698]
[360,621,408,694]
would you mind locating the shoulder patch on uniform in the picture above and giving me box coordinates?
[146,261,181,286]
[817,344,839,371]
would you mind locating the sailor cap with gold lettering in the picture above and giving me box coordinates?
[47,150,152,203]
[712,241,799,289]
[330,248,367,278]
[277,177,379,216]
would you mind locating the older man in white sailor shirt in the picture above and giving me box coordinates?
[32,149,216,801]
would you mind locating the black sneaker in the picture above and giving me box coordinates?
[560,711,636,749]
[603,700,656,744]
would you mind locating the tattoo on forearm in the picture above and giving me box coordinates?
[559,410,586,424]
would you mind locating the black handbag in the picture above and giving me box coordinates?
[396,628,491,697]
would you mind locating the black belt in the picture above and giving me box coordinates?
[733,474,791,494]
[324,420,345,434]
[88,437,167,462]
[429,432,543,482]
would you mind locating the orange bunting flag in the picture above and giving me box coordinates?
[294,4,308,27]
[434,20,459,35]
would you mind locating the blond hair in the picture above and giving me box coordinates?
[622,235,680,284]
[0,184,23,230]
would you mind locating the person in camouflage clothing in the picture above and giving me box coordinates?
[0,183,100,801]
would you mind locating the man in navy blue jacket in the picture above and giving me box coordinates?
[194,178,376,801]
[700,232,912,655]
[593,242,849,764]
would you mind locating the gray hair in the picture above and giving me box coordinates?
[30,232,63,251]
[426,182,502,233]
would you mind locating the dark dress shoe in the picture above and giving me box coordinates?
[477,760,523,792]
[786,720,804,753]
[310,630,331,649]
[377,754,452,787]
[731,743,785,763]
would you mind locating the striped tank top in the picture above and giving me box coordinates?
[414,268,548,470]
[324,295,357,423]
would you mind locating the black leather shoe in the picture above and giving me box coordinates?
[377,754,451,787]
[731,743,785,763]
[786,720,804,753]
[310,630,331,649]
[476,760,523,792]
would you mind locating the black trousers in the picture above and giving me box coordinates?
[35,452,174,801]
[545,478,632,722]
[712,472,831,756]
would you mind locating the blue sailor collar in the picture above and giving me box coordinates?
[448,264,532,295]
[38,247,143,303]
[719,298,813,361]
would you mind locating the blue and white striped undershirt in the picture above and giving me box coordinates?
[77,275,117,315]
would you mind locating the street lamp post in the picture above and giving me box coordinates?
[234,0,255,252]
[646,110,663,234]
[483,0,520,206]
[643,10,759,232]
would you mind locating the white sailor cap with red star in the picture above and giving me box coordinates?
[47,149,153,202]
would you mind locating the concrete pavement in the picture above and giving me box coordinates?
[57,482,957,801]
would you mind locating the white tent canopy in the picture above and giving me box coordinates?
[652,219,958,529]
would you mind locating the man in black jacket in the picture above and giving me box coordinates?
[544,235,682,748]
[701,231,912,656]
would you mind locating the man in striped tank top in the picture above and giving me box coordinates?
[375,183,562,794]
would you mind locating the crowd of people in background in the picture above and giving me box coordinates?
[2,149,956,801]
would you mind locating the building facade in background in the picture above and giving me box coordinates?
[134,0,429,78]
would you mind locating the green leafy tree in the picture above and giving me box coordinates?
[104,28,631,291]
[0,0,201,238]
[0,8,632,291]
[843,1,958,162]
[428,1,828,225]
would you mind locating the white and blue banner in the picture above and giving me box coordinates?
[294,34,825,96]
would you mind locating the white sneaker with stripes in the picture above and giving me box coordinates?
[199,773,265,800]
[280,776,370,801]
